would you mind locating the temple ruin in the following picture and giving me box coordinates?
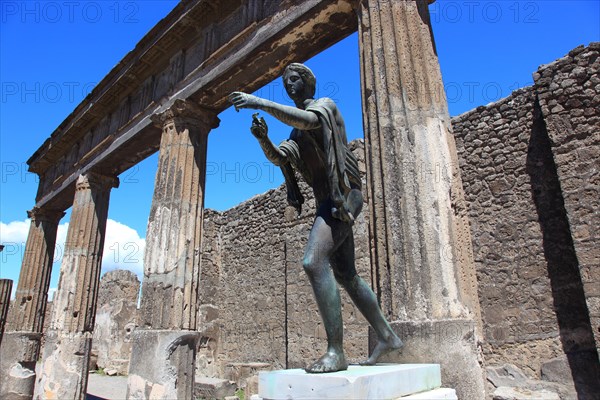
[0,1,598,399]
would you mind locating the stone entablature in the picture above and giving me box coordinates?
[26,0,357,212]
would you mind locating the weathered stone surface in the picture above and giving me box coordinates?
[533,43,600,356]
[486,363,577,400]
[540,357,572,386]
[0,332,41,400]
[486,364,530,389]
[9,208,64,333]
[196,304,221,378]
[35,331,93,400]
[453,42,600,398]
[245,375,259,399]
[492,386,560,400]
[225,363,272,389]
[92,269,140,375]
[140,100,219,331]
[129,101,218,399]
[374,320,482,399]
[194,376,236,399]
[127,330,200,400]
[454,87,568,377]
[0,207,64,400]
[35,173,117,400]
[357,1,484,398]
[87,374,128,400]
[0,279,12,344]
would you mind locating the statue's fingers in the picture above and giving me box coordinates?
[232,99,245,110]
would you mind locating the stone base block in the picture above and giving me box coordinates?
[194,376,236,399]
[258,364,442,400]
[226,362,272,388]
[0,332,42,400]
[34,330,93,400]
[127,329,200,400]
[372,319,485,400]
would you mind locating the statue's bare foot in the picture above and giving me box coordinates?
[360,336,403,366]
[305,351,348,373]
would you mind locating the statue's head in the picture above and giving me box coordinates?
[283,63,316,100]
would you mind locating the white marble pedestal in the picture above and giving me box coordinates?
[255,364,457,400]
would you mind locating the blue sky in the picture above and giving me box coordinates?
[1,1,599,297]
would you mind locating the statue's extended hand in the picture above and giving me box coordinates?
[251,113,268,139]
[228,92,262,111]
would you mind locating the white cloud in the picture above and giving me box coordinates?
[0,219,36,287]
[0,218,145,296]
[101,219,145,279]
[0,219,31,244]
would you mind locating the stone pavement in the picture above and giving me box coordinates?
[86,373,128,400]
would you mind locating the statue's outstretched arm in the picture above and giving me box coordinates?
[229,92,320,131]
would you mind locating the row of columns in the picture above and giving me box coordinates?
[0,99,218,400]
[0,1,484,399]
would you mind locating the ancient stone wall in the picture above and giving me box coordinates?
[533,44,600,354]
[453,42,599,398]
[453,88,561,374]
[197,141,371,381]
[92,270,140,375]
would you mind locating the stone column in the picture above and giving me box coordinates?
[34,173,118,400]
[1,207,64,400]
[127,99,219,400]
[357,1,485,398]
[0,279,12,344]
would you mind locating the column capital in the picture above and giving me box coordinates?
[75,172,120,192]
[27,207,65,224]
[151,99,220,131]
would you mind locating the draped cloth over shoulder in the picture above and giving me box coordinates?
[279,140,304,214]
[278,98,361,215]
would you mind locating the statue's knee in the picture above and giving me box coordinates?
[302,256,316,276]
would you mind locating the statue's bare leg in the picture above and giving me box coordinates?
[302,209,348,373]
[332,236,403,366]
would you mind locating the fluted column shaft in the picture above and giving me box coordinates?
[128,99,219,400]
[35,172,118,400]
[140,99,219,331]
[0,279,13,345]
[12,208,64,333]
[357,1,484,398]
[0,207,64,400]
[49,173,117,333]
